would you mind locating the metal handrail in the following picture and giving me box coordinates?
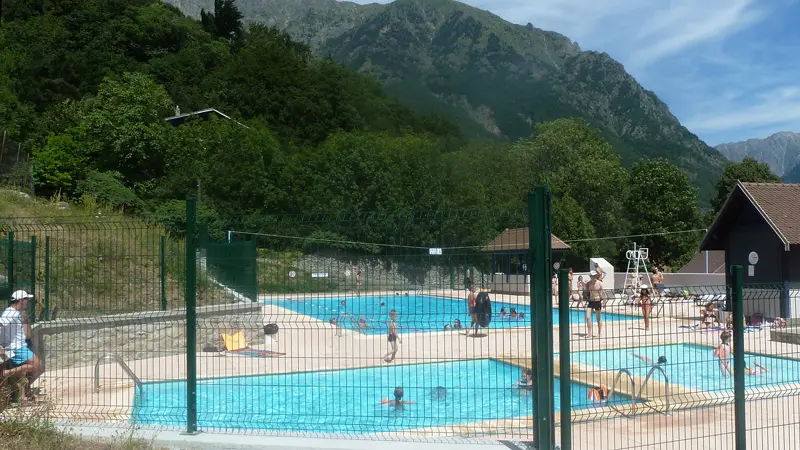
[335,314,365,337]
[636,365,670,414]
[94,353,143,394]
[607,369,637,416]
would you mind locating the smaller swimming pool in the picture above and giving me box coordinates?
[132,359,631,433]
[565,343,800,393]
[270,294,634,335]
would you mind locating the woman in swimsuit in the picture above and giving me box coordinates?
[383,310,401,363]
[640,285,652,331]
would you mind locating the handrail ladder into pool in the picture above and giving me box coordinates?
[608,369,637,416]
[636,364,670,415]
[93,353,143,395]
[335,313,366,337]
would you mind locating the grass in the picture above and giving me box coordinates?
[257,248,341,294]
[0,189,226,318]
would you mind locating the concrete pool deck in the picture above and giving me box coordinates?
[21,290,800,448]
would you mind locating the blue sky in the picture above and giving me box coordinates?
[343,0,800,146]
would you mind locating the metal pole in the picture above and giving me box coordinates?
[557,268,571,450]
[705,251,709,273]
[8,231,14,299]
[185,197,198,434]
[161,236,167,311]
[529,187,554,450]
[731,265,745,450]
[29,236,36,324]
[44,236,50,320]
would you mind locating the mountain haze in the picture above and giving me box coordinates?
[165,0,728,199]
[716,131,800,180]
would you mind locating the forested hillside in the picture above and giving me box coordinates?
[0,0,710,269]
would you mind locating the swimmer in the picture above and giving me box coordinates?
[379,301,386,307]
[588,385,608,404]
[510,308,518,319]
[499,307,507,317]
[632,353,667,366]
[514,368,533,388]
[340,300,346,307]
[381,386,414,406]
[453,318,463,329]
[432,386,447,399]
[745,361,769,376]
[329,317,338,326]
[715,331,733,376]
[358,317,368,329]
[444,324,451,330]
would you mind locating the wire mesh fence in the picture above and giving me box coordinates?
[0,192,796,448]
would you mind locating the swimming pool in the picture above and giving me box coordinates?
[132,359,630,433]
[566,343,800,393]
[270,294,634,335]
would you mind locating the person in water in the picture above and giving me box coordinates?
[382,310,401,363]
[632,353,667,366]
[381,386,414,406]
[744,361,769,376]
[453,318,463,329]
[432,386,447,399]
[715,331,733,376]
[499,307,507,317]
[588,385,608,404]
[358,317,368,329]
[515,368,533,388]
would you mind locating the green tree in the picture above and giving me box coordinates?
[31,133,84,194]
[625,158,703,269]
[201,0,244,42]
[73,72,173,186]
[552,194,598,269]
[712,156,781,213]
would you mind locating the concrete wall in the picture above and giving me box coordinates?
[33,302,264,370]
[490,271,726,295]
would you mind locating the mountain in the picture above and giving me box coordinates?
[164,0,728,200]
[715,131,800,180]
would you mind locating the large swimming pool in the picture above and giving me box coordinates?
[269,294,634,335]
[132,359,630,433]
[565,343,800,393]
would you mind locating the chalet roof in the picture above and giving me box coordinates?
[482,227,570,253]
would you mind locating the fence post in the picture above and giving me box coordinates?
[8,231,14,299]
[29,236,36,324]
[731,265,745,450]
[160,236,167,311]
[529,186,554,450]
[44,236,50,320]
[557,268,571,450]
[185,197,198,434]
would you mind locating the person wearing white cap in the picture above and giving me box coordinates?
[0,290,42,399]
[585,267,606,338]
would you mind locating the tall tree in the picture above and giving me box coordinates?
[201,0,243,42]
[712,156,781,213]
[625,158,703,269]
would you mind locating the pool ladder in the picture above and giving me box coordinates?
[608,366,670,416]
[94,353,143,395]
[334,313,366,337]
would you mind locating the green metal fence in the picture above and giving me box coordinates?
[0,191,797,449]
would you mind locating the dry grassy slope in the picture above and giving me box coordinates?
[0,190,221,318]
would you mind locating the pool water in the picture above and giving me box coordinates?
[270,294,634,335]
[566,343,800,393]
[132,359,630,433]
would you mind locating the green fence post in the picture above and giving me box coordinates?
[557,267,571,450]
[8,231,14,300]
[29,236,36,324]
[731,265,745,450]
[161,236,167,311]
[44,236,50,320]
[529,186,554,450]
[185,198,198,434]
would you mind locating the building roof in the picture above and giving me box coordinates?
[701,182,800,251]
[482,228,570,253]
[679,250,726,274]
[164,108,247,128]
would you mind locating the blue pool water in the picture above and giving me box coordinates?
[132,359,629,433]
[566,343,800,393]
[270,294,634,335]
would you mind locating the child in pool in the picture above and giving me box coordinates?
[381,387,414,406]
[715,331,733,376]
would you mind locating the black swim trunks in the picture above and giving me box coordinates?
[588,300,602,311]
[468,306,476,314]
[388,333,397,342]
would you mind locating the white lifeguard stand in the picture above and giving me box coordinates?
[622,243,652,297]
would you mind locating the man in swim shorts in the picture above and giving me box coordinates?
[585,269,605,338]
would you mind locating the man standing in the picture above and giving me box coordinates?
[585,268,605,338]
[652,268,665,297]
[355,271,363,296]
[466,286,479,336]
[0,290,42,400]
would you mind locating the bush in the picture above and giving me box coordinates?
[76,170,143,213]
